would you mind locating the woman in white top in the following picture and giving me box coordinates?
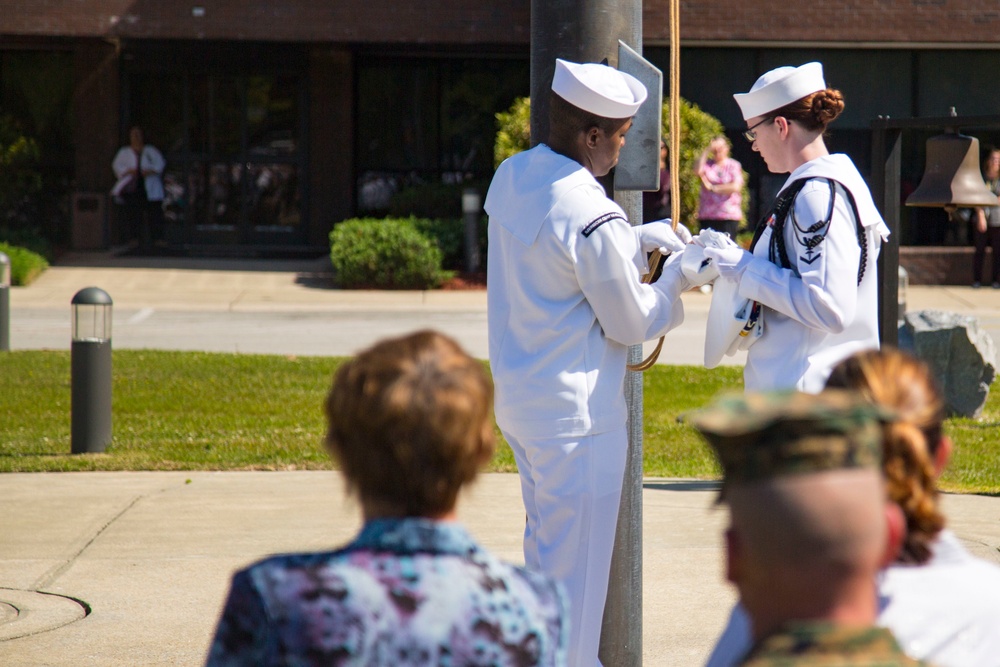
[706,348,1000,667]
[704,62,889,393]
[112,125,166,251]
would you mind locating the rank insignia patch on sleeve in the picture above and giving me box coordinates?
[582,212,626,237]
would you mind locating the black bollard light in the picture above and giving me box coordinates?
[71,287,113,454]
[0,252,9,351]
[462,188,482,274]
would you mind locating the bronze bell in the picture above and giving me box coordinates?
[906,130,997,207]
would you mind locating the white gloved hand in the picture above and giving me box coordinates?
[692,228,737,250]
[674,222,693,245]
[679,243,720,287]
[639,220,687,254]
[703,245,754,280]
[656,246,692,293]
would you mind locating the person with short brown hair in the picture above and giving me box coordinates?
[324,329,494,518]
[207,330,568,667]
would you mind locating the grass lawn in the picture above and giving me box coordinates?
[2,350,998,493]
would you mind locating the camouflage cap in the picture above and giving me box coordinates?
[688,389,891,490]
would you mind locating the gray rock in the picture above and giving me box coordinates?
[898,309,997,418]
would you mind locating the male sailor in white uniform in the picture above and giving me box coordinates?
[485,59,692,665]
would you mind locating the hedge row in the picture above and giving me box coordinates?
[0,241,48,286]
[330,216,487,290]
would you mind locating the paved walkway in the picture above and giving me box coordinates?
[13,252,1000,363]
[4,254,1000,665]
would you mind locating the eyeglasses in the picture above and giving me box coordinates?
[742,117,773,143]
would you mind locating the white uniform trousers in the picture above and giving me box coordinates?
[503,427,628,667]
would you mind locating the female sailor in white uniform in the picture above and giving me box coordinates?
[704,62,890,393]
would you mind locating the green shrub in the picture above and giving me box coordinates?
[412,216,488,272]
[0,241,48,286]
[329,217,447,289]
[491,96,750,230]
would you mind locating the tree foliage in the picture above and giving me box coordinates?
[0,115,42,221]
[493,97,531,169]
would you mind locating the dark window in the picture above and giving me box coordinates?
[0,49,74,246]
[355,54,528,213]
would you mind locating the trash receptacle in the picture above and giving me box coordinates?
[71,192,108,250]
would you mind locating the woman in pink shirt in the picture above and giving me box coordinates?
[696,136,744,238]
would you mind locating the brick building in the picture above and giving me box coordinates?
[1,1,998,257]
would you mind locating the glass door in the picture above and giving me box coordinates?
[127,62,306,251]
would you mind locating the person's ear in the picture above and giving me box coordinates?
[586,126,601,148]
[725,527,742,585]
[880,501,906,569]
[933,436,952,478]
[774,116,788,137]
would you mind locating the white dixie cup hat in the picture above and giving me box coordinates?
[551,58,647,119]
[733,62,826,121]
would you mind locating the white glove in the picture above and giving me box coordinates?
[639,220,687,254]
[703,245,754,280]
[679,243,720,287]
[692,228,737,250]
[674,222,694,245]
[655,246,692,293]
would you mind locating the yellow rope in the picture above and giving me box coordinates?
[669,0,681,231]
[627,0,680,372]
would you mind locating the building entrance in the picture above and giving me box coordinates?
[122,44,307,254]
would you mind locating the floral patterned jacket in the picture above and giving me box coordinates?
[206,517,568,666]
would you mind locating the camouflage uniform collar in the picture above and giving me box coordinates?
[744,621,928,666]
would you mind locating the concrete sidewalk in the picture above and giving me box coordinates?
[12,253,1000,363]
[2,472,998,667]
[4,255,1000,665]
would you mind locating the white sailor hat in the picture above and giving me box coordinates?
[704,278,763,369]
[733,62,826,121]
[692,230,763,369]
[551,58,647,119]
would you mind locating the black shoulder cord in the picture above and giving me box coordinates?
[749,178,866,285]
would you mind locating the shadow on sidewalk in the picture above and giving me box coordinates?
[53,247,332,275]
[643,479,721,493]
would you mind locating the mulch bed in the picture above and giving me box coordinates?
[440,272,487,290]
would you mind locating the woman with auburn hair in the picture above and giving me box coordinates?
[705,347,1000,666]
[825,348,947,564]
[704,62,890,393]
[206,330,568,667]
